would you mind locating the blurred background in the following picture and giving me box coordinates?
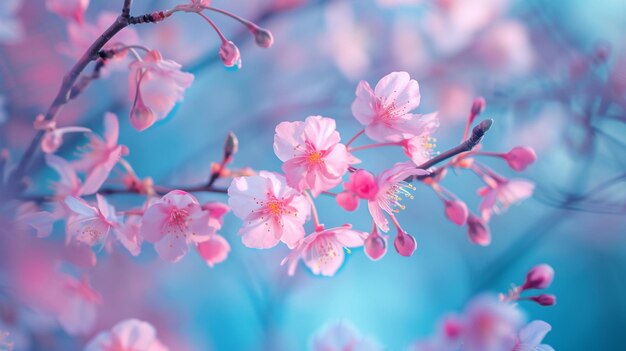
[1,0,626,349]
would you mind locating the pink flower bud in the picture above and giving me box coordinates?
[530,294,556,306]
[522,264,554,290]
[348,169,378,200]
[444,199,468,226]
[130,95,155,132]
[467,214,491,246]
[394,230,417,257]
[364,230,387,261]
[442,316,463,340]
[503,146,536,171]
[469,97,486,124]
[336,191,358,211]
[253,27,274,48]
[224,131,238,158]
[41,131,63,154]
[219,41,241,68]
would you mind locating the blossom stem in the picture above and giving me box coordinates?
[3,2,179,198]
[305,191,323,231]
[345,129,365,148]
[349,142,401,152]
[417,119,493,171]
[203,6,258,31]
[196,12,228,44]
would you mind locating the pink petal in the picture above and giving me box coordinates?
[336,191,359,211]
[197,234,230,267]
[140,203,168,243]
[154,232,189,262]
[351,80,376,126]
[273,120,305,161]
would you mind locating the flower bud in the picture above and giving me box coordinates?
[467,214,491,246]
[253,27,274,48]
[223,131,238,159]
[219,41,241,68]
[364,230,387,261]
[530,294,556,306]
[41,131,62,154]
[469,97,486,124]
[336,192,358,211]
[503,146,536,172]
[130,95,155,132]
[394,230,417,257]
[522,264,554,290]
[444,199,468,226]
[348,169,378,200]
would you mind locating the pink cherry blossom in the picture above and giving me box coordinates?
[85,319,168,351]
[512,320,554,351]
[311,321,383,351]
[368,162,428,232]
[46,0,89,23]
[228,172,310,249]
[64,195,119,246]
[460,295,524,351]
[15,202,56,238]
[46,154,83,198]
[0,0,24,44]
[336,169,378,211]
[128,50,194,131]
[61,12,139,61]
[479,179,535,221]
[197,234,230,267]
[502,146,537,171]
[58,274,101,335]
[522,264,554,290]
[400,114,439,165]
[467,214,491,246]
[351,71,438,142]
[117,214,143,256]
[34,114,91,154]
[281,224,365,276]
[72,112,128,195]
[140,190,216,262]
[274,116,350,196]
[444,199,468,226]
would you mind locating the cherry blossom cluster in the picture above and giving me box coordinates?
[227,71,537,276]
[309,264,556,351]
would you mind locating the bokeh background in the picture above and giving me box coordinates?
[1,0,626,349]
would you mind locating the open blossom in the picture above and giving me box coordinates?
[351,71,438,142]
[368,162,428,232]
[274,116,350,196]
[311,321,383,351]
[401,113,439,165]
[46,0,89,23]
[512,321,554,351]
[461,295,524,351]
[59,275,101,335]
[128,50,194,131]
[479,178,535,221]
[140,190,216,262]
[85,319,168,351]
[228,172,310,249]
[281,224,366,276]
[64,195,120,246]
[72,113,128,195]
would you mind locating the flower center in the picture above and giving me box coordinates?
[267,200,284,215]
[307,151,323,164]
[383,181,416,213]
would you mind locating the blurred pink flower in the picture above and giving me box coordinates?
[61,12,139,61]
[336,169,378,211]
[128,50,194,131]
[460,295,524,351]
[475,20,535,78]
[502,147,537,172]
[140,190,215,262]
[85,319,168,351]
[352,71,438,143]
[197,234,230,267]
[58,275,101,335]
[368,162,428,232]
[522,264,554,291]
[15,202,56,238]
[444,199,468,226]
[478,179,535,221]
[311,320,383,351]
[512,320,553,351]
[228,172,310,249]
[281,224,365,276]
[46,0,89,23]
[274,116,350,196]
[64,195,119,246]
[467,214,491,246]
[72,113,128,195]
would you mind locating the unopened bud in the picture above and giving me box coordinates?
[522,264,554,290]
[364,230,387,261]
[394,230,417,257]
[224,131,238,158]
[253,27,274,48]
[467,214,491,246]
[503,146,536,172]
[219,41,241,68]
[129,96,155,132]
[444,200,468,226]
[469,97,486,124]
[530,294,556,306]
